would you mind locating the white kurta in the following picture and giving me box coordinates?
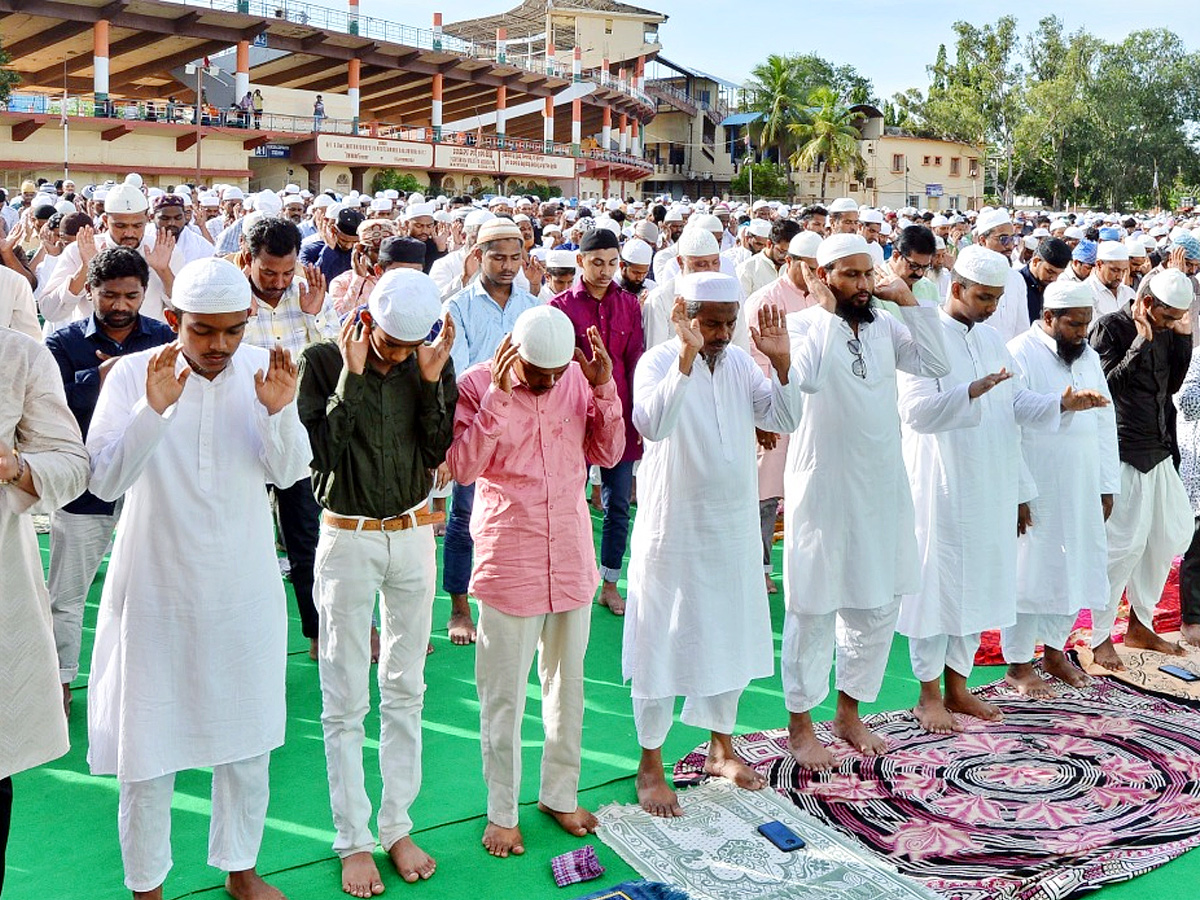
[0,264,41,340]
[1008,325,1119,615]
[623,341,802,698]
[897,312,1061,640]
[0,329,90,781]
[989,265,1032,343]
[641,276,750,353]
[782,304,950,616]
[86,343,311,782]
[1086,272,1136,317]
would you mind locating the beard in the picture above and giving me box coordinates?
[623,278,645,294]
[835,295,876,325]
[1056,335,1087,365]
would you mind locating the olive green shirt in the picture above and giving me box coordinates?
[297,340,458,518]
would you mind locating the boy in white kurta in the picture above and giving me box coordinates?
[87,258,311,900]
[1004,281,1119,695]
[625,273,801,818]
[897,247,1108,734]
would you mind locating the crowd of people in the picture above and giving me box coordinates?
[5,171,1200,900]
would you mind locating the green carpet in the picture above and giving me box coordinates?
[6,512,1200,899]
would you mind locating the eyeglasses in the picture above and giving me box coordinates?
[900,255,931,274]
[847,338,866,379]
[994,234,1017,248]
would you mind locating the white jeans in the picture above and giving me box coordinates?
[781,600,900,713]
[1001,612,1076,663]
[1094,460,1193,646]
[48,507,119,683]
[632,690,742,751]
[909,633,981,683]
[315,522,436,857]
[476,603,590,829]
[118,752,269,892]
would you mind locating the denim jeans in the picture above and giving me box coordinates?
[599,460,635,582]
[442,481,476,595]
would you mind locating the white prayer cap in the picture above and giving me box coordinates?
[147,188,166,201]
[828,198,857,214]
[465,209,496,229]
[476,219,523,244]
[240,210,265,233]
[859,208,884,225]
[747,219,772,238]
[283,193,305,207]
[1124,237,1148,259]
[94,188,109,202]
[546,249,578,269]
[1148,269,1194,310]
[173,185,192,197]
[300,189,314,199]
[1149,225,1169,238]
[934,236,947,250]
[751,199,771,211]
[408,193,427,205]
[677,228,720,258]
[170,258,252,314]
[124,173,143,188]
[880,222,893,237]
[680,272,741,304]
[284,183,300,194]
[605,197,622,211]
[929,215,949,228]
[512,305,576,369]
[55,199,76,216]
[816,233,871,267]
[663,207,685,223]
[953,245,1010,287]
[1064,226,1085,241]
[367,269,442,342]
[311,194,335,209]
[104,183,149,214]
[255,191,282,215]
[370,197,393,212]
[593,215,622,237]
[787,231,822,260]
[1022,236,1039,251]
[512,213,532,224]
[635,220,660,244]
[1096,240,1129,262]
[691,213,723,233]
[406,202,435,219]
[867,242,885,266]
[620,239,653,266]
[1042,281,1093,310]
[974,207,1012,235]
[1032,227,1051,238]
[433,210,451,224]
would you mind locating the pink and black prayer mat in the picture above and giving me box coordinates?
[674,678,1200,900]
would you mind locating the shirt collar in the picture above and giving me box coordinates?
[938,306,973,335]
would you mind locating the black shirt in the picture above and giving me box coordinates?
[1089,308,1192,473]
[1019,265,1044,324]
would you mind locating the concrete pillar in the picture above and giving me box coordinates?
[619,113,628,154]
[496,84,507,147]
[235,41,250,106]
[432,72,443,141]
[543,96,554,153]
[618,65,627,93]
[348,58,361,134]
[94,20,110,110]
[601,57,609,86]
[496,27,506,64]
[432,12,442,51]
[572,46,581,83]
[304,162,325,194]
[632,120,640,157]
[571,97,581,155]
[601,105,611,151]
[546,42,555,77]
[348,0,359,34]
[636,55,645,94]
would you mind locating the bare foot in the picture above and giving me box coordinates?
[482,822,525,858]
[1125,613,1186,656]
[1091,638,1126,672]
[387,836,435,883]
[370,626,380,665]
[1004,662,1056,698]
[447,613,477,645]
[1043,648,1091,687]
[945,689,1003,723]
[764,573,777,595]
[62,683,72,719]
[705,734,766,789]
[309,638,319,661]
[831,712,889,756]
[787,712,836,771]
[225,869,286,900]
[339,852,384,898]
[913,696,962,734]
[598,581,626,616]
[538,802,598,836]
[1182,622,1200,647]
[637,749,684,817]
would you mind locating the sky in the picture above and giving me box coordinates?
[361,0,1200,101]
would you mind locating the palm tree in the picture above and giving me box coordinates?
[745,54,807,165]
[788,87,865,201]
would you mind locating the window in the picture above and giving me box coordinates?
[605,18,613,34]
[950,157,961,175]
[849,183,859,192]
[934,156,942,166]
[968,159,979,178]
[922,155,931,165]
[891,154,904,172]
[865,177,876,188]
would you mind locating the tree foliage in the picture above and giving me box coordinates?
[0,42,21,106]
[371,169,427,195]
[730,161,791,200]
[788,88,865,202]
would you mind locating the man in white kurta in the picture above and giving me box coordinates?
[1087,241,1136,317]
[781,234,950,771]
[971,208,1030,342]
[1004,281,1119,695]
[898,247,1107,734]
[0,328,89,892]
[625,272,801,818]
[86,258,311,899]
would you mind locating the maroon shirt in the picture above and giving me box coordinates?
[550,277,644,464]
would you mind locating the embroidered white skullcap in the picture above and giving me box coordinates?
[934,236,947,250]
[367,269,442,342]
[1064,226,1085,241]
[465,209,496,229]
[953,245,1010,287]
[680,272,740,304]
[254,191,282,215]
[974,207,1012,235]
[787,231,822,259]
[170,258,252,314]
[859,208,884,225]
[1096,240,1129,262]
[816,233,872,267]
[1023,235,1040,251]
[620,239,653,266]
[407,193,426,205]
[1042,281,1094,310]
[476,219,523,244]
[369,197,392,212]
[828,198,858,214]
[1124,238,1147,259]
[512,305,576,369]
[1149,269,1194,310]
[55,199,76,216]
[663,207,684,223]
[546,249,577,269]
[406,202,435,219]
[104,182,148,214]
[677,228,720,258]
[930,214,949,227]
[124,173,143,188]
[747,219,772,238]
[690,213,723,233]
[283,193,305,207]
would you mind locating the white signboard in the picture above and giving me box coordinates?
[500,151,576,179]
[316,135,433,169]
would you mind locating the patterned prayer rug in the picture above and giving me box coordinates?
[596,780,940,900]
[1076,634,1200,705]
[571,881,695,900]
[674,679,1200,900]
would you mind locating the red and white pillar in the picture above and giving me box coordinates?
[618,65,627,93]
[601,105,611,151]
[496,84,507,146]
[572,46,581,83]
[601,57,609,86]
[94,20,110,107]
[635,55,645,94]
[348,0,359,34]
[348,58,361,133]
[496,27,506,64]
[631,119,641,157]
[543,96,554,152]
[546,42,556,77]
[432,12,443,51]
[235,40,250,104]
[619,113,628,154]
[432,72,443,141]
[571,96,581,155]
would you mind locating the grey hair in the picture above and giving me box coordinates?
[684,300,704,318]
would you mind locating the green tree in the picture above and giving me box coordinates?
[371,169,427,195]
[730,161,791,200]
[787,87,865,202]
[0,42,21,106]
[744,54,806,164]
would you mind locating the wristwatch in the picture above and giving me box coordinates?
[0,448,24,485]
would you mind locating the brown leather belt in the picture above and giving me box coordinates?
[322,510,445,532]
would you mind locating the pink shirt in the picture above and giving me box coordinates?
[447,362,625,616]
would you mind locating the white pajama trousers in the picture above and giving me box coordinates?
[118,752,270,892]
[475,603,591,829]
[633,690,742,751]
[1001,613,1077,663]
[1093,460,1193,647]
[909,633,981,683]
[314,522,436,857]
[781,601,900,713]
[48,508,119,683]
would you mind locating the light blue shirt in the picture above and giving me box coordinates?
[445,277,542,379]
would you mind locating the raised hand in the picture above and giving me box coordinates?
[76,225,98,266]
[1170,244,1188,273]
[873,275,918,307]
[1132,298,1155,342]
[1017,502,1032,536]
[800,261,837,313]
[968,368,1012,399]
[299,263,327,315]
[491,333,521,394]
[574,324,613,387]
[145,342,190,414]
[671,297,703,351]
[1061,385,1110,411]
[254,344,299,415]
[750,304,790,370]
[416,313,455,382]
[95,350,119,383]
[523,253,546,290]
[338,314,371,375]
[145,228,176,273]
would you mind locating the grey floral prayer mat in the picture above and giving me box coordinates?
[674,678,1200,900]
[596,779,941,900]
